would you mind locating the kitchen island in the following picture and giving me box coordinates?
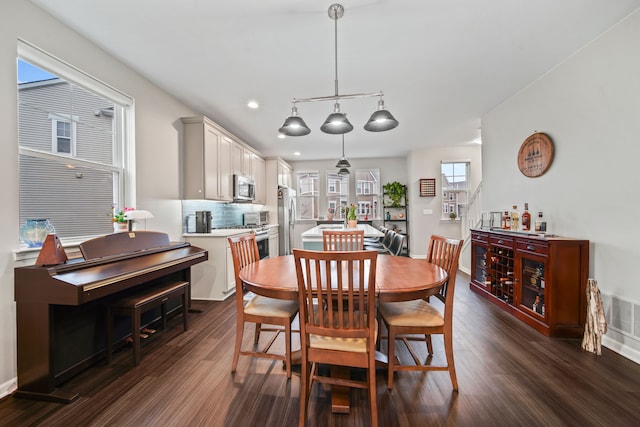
[301,224,383,250]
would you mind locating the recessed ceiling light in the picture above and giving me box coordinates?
[247,100,259,109]
[278,133,285,139]
[294,152,301,156]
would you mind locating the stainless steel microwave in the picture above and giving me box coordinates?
[233,174,255,202]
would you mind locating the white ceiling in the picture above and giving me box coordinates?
[31,0,640,162]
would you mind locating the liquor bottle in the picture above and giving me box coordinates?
[521,203,531,231]
[502,211,510,230]
[535,212,547,233]
[510,205,519,230]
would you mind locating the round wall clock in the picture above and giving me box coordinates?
[517,132,554,178]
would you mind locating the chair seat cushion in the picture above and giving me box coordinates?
[310,319,378,353]
[378,299,444,327]
[244,295,298,317]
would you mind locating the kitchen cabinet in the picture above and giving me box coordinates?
[182,116,232,201]
[470,228,589,337]
[232,141,266,204]
[184,234,238,301]
[268,227,279,258]
[277,160,293,188]
[253,154,266,204]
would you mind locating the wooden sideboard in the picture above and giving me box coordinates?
[469,228,589,337]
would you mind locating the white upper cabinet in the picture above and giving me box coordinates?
[182,116,232,201]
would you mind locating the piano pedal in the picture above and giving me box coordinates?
[139,333,149,339]
[142,328,156,334]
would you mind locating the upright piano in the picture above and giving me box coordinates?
[14,231,208,403]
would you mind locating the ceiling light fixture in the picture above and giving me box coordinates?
[335,134,351,169]
[278,4,398,136]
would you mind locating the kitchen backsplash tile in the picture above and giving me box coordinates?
[182,200,258,232]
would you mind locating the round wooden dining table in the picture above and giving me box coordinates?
[239,253,448,414]
[239,254,448,303]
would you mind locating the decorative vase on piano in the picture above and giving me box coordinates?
[19,218,55,248]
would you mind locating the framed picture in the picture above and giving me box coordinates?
[443,192,448,199]
[449,204,455,213]
[442,203,449,214]
[449,192,455,201]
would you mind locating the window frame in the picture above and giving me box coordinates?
[440,161,470,221]
[17,39,135,246]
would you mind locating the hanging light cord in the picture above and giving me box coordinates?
[333,5,339,98]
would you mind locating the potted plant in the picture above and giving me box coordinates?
[347,204,357,228]
[113,206,133,232]
[449,212,458,221]
[383,181,407,208]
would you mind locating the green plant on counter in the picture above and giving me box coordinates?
[449,212,458,220]
[347,204,357,220]
[383,181,406,208]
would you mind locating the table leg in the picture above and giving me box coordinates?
[331,366,351,413]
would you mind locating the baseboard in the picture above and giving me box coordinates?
[0,377,16,401]
[602,334,640,365]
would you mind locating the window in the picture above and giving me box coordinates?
[297,171,319,220]
[441,161,469,220]
[17,41,134,242]
[326,172,348,219]
[49,113,79,155]
[355,169,380,220]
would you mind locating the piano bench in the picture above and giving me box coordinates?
[106,280,189,367]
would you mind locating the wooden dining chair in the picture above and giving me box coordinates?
[377,235,463,390]
[293,248,379,427]
[322,229,365,251]
[227,233,299,378]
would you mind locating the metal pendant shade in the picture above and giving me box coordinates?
[278,105,311,136]
[321,103,353,134]
[364,98,399,132]
[337,167,350,176]
[278,4,398,137]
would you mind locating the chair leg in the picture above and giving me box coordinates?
[426,334,433,355]
[444,331,458,391]
[368,354,379,427]
[254,323,262,344]
[387,325,396,390]
[232,317,244,373]
[285,322,292,379]
[299,358,311,427]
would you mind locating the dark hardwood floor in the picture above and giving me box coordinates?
[2,271,640,426]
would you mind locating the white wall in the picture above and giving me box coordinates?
[407,145,482,259]
[482,10,640,361]
[0,0,198,395]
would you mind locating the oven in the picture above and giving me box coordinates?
[255,230,270,259]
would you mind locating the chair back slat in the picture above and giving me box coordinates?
[227,233,261,308]
[294,249,377,341]
[322,229,365,251]
[426,235,464,303]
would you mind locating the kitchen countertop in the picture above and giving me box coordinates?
[183,224,279,238]
[301,223,383,239]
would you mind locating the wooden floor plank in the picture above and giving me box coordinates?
[2,272,640,426]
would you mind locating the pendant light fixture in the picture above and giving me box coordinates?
[336,134,350,175]
[278,4,398,136]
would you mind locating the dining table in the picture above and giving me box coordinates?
[238,253,448,413]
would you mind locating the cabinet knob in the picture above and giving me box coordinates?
[527,245,535,251]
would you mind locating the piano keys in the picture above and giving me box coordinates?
[14,231,207,403]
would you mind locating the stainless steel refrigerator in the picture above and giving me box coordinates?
[278,186,296,255]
